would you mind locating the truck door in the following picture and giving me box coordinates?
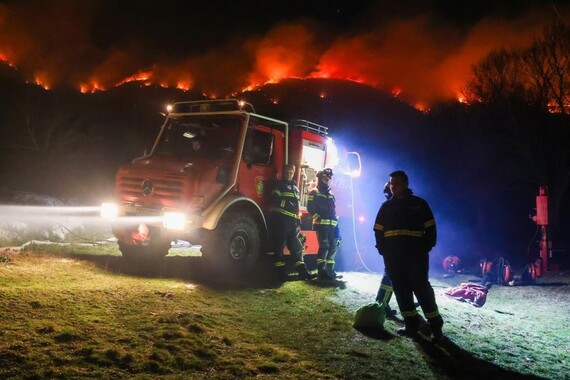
[237,125,285,210]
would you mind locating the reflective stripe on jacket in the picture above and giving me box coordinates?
[271,180,300,219]
[373,191,436,254]
[307,185,337,226]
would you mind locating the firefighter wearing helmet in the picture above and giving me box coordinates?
[268,164,316,281]
[307,168,341,280]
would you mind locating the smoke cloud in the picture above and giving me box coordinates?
[0,1,568,105]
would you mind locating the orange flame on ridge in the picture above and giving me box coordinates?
[79,79,105,93]
[0,51,15,66]
[115,70,153,87]
[33,71,50,90]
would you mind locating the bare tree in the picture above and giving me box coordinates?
[522,35,553,111]
[464,48,526,105]
[523,20,570,114]
[1,98,81,154]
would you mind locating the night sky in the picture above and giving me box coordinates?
[1,0,569,106]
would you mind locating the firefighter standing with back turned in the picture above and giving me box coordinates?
[373,170,443,342]
[268,164,315,281]
[307,168,342,280]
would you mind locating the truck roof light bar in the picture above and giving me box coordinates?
[171,99,255,114]
[290,119,328,136]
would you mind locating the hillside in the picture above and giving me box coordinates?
[0,66,423,200]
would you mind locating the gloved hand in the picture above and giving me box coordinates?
[336,238,341,247]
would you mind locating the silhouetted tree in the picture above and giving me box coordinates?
[464,48,527,106]
[466,20,570,114]
[2,98,81,154]
[523,20,570,114]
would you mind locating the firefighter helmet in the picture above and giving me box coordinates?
[383,182,391,199]
[317,168,333,179]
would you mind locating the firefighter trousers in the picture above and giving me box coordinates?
[315,225,337,272]
[383,249,442,329]
[267,213,303,265]
[375,269,393,306]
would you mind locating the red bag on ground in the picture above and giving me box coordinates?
[444,282,488,307]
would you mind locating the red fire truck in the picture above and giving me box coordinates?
[101,99,361,272]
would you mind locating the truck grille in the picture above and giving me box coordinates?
[118,176,185,205]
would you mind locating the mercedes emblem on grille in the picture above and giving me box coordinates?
[141,179,154,196]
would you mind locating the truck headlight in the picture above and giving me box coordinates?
[101,203,118,219]
[163,212,186,230]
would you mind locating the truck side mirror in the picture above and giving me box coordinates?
[346,152,362,177]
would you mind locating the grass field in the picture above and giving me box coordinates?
[0,243,568,379]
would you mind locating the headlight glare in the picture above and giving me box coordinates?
[163,212,186,230]
[101,203,118,218]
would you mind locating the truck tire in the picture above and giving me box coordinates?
[202,212,261,274]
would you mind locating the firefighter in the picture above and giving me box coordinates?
[375,182,396,317]
[307,168,341,280]
[373,171,443,342]
[268,164,315,281]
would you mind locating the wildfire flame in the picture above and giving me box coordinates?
[79,80,105,94]
[176,80,192,91]
[33,71,50,90]
[0,51,15,66]
[414,103,430,113]
[115,70,153,87]
[0,3,566,108]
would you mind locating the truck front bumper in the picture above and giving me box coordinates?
[101,202,203,245]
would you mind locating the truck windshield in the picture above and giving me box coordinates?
[153,116,242,160]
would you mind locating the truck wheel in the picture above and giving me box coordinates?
[202,212,261,274]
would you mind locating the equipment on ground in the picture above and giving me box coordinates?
[443,255,461,273]
[521,259,542,284]
[480,257,513,286]
[353,301,386,331]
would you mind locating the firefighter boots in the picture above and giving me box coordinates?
[317,262,330,280]
[396,326,419,338]
[318,269,331,280]
[296,263,316,281]
[385,306,398,319]
[326,262,343,279]
[274,263,289,282]
[429,316,444,343]
[397,317,419,338]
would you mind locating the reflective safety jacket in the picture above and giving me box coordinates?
[373,190,436,255]
[307,184,337,226]
[271,179,300,220]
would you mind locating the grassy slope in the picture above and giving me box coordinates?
[0,246,568,379]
